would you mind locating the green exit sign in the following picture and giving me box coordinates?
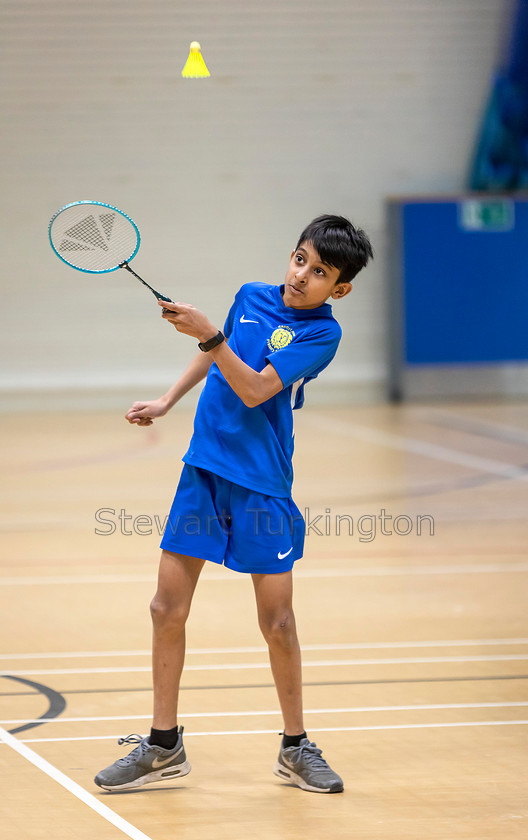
[459,199,514,231]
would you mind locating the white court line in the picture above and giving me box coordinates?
[0,726,152,840]
[296,564,528,577]
[15,720,528,743]
[2,637,527,661]
[1,562,528,586]
[2,701,528,726]
[2,653,528,676]
[307,414,528,481]
[422,409,528,446]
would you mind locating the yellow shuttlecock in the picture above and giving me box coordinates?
[181,41,210,78]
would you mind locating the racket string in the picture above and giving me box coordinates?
[64,214,110,251]
[50,203,139,272]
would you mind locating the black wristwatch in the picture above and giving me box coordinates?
[198,330,225,352]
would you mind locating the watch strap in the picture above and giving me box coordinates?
[198,330,225,352]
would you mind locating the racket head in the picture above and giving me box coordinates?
[49,200,140,274]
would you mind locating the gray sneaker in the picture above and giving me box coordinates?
[94,729,191,792]
[273,737,344,793]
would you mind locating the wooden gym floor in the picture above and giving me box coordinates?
[0,401,527,839]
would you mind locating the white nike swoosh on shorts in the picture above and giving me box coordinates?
[277,547,293,560]
[240,315,259,323]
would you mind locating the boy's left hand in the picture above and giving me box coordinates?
[159,299,218,343]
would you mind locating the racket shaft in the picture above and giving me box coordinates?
[120,262,172,302]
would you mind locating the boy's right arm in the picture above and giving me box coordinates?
[125,352,213,426]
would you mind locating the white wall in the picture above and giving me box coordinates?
[0,0,507,408]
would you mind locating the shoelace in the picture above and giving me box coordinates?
[115,733,146,766]
[293,741,330,769]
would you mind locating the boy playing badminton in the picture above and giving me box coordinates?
[95,214,373,794]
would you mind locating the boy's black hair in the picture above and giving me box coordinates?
[295,214,373,284]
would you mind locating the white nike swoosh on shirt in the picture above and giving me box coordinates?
[277,547,293,560]
[240,315,259,323]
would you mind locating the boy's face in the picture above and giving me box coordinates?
[282,240,352,309]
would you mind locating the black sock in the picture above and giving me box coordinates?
[149,726,179,750]
[282,731,307,749]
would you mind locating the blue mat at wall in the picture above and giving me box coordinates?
[469,0,528,191]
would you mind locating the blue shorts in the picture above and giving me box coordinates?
[160,465,305,574]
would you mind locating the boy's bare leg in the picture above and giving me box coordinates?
[252,570,304,736]
[150,550,205,729]
[93,550,203,790]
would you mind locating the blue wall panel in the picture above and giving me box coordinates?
[402,200,528,364]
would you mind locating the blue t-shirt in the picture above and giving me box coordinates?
[183,282,342,497]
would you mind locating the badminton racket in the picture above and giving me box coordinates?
[48,200,172,303]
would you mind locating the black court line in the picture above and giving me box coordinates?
[1,674,527,700]
[1,675,66,734]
